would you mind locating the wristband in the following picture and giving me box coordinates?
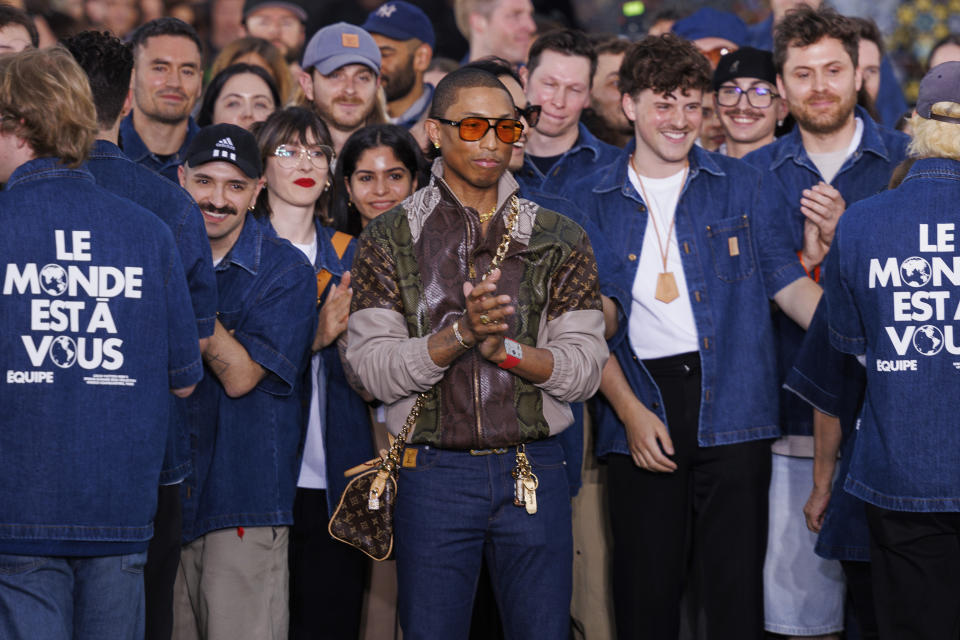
[499,338,522,370]
[452,319,472,350]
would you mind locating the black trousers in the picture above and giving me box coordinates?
[841,560,879,640]
[606,352,771,640]
[145,484,181,640]
[866,503,960,639]
[288,488,367,640]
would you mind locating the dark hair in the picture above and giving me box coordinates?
[927,33,960,70]
[63,31,133,129]
[526,29,597,87]
[645,8,684,34]
[208,36,292,103]
[850,16,884,57]
[197,63,281,127]
[429,66,512,119]
[591,34,631,57]
[462,56,523,89]
[129,17,202,58]
[618,33,712,98]
[252,107,335,222]
[0,5,38,48]
[331,124,426,235]
[773,5,858,74]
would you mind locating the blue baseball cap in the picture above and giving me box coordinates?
[672,8,748,47]
[302,22,381,75]
[362,1,435,49]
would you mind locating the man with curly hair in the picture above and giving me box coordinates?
[566,33,821,638]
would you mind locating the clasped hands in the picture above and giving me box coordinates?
[458,268,515,363]
[800,181,846,270]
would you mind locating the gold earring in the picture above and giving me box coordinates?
[433,141,440,149]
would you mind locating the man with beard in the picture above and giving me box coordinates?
[173,123,316,639]
[362,1,435,133]
[713,47,787,158]
[242,0,305,65]
[581,36,633,148]
[742,6,908,638]
[519,29,619,197]
[298,22,385,153]
[120,18,202,183]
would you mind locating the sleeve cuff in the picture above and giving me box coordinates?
[168,356,203,390]
[235,331,298,396]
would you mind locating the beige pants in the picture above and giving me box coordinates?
[173,526,289,640]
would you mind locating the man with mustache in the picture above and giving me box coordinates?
[742,6,908,638]
[298,22,385,154]
[174,124,317,639]
[713,47,787,158]
[566,33,822,638]
[120,18,202,183]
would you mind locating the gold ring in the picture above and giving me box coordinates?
[480,313,491,325]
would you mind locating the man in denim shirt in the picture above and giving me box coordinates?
[0,48,201,640]
[517,29,619,197]
[119,18,202,183]
[173,125,317,639]
[742,8,908,635]
[65,31,218,640]
[565,34,821,638]
[825,62,960,638]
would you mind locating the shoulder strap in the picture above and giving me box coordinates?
[331,231,352,260]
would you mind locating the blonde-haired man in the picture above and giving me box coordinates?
[0,47,201,639]
[455,0,535,64]
[823,60,960,638]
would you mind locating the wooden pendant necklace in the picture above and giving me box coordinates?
[631,154,688,304]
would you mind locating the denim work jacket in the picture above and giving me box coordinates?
[86,139,218,483]
[825,158,960,512]
[180,214,317,541]
[567,146,807,453]
[0,158,202,556]
[784,301,869,561]
[515,122,621,197]
[119,113,199,184]
[744,108,909,437]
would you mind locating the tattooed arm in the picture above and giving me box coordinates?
[202,319,267,398]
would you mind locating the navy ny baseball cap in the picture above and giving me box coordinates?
[362,1,435,49]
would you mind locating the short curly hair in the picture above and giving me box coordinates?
[617,33,712,99]
[773,5,858,74]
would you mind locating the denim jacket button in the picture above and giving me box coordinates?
[651,401,660,409]
[637,204,646,212]
[628,253,637,261]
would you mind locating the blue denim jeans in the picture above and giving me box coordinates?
[0,551,147,640]
[393,438,572,640]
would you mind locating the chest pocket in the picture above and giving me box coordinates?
[705,214,756,282]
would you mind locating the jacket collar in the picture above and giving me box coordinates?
[119,112,199,165]
[429,157,521,213]
[89,138,128,160]
[218,211,263,276]
[766,106,893,172]
[591,141,725,198]
[5,157,94,189]
[902,157,960,183]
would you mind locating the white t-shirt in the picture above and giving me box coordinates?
[627,164,699,360]
[289,237,328,490]
[807,117,864,184]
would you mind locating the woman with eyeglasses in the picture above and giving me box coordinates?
[329,124,426,236]
[252,106,374,640]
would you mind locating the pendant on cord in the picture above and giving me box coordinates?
[655,272,679,303]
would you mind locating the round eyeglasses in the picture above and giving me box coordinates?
[434,117,525,144]
[716,85,779,109]
[272,144,334,169]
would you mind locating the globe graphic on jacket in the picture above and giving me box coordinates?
[40,263,68,296]
[913,325,943,356]
[49,336,77,368]
[901,257,931,287]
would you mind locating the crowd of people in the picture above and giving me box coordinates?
[1,0,959,639]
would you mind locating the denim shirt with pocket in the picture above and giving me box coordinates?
[515,122,621,198]
[825,158,960,512]
[180,214,318,541]
[566,145,806,455]
[0,158,202,556]
[86,139,217,484]
[743,107,909,437]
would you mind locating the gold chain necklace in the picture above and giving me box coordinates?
[631,153,687,304]
[477,203,498,224]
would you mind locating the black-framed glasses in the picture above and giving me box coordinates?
[434,117,524,144]
[716,85,778,108]
[516,104,541,127]
[272,144,334,169]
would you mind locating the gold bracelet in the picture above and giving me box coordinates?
[452,319,473,349]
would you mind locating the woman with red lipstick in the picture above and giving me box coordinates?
[330,123,426,236]
[252,106,375,639]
